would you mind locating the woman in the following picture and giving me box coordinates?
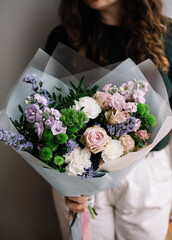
[45,0,172,239]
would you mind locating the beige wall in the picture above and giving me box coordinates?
[0,0,61,239]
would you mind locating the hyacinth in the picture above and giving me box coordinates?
[66,139,79,153]
[0,128,33,151]
[106,117,137,137]
[81,166,94,180]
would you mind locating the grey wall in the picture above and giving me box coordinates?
[0,1,61,239]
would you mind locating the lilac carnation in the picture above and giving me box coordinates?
[109,92,126,111]
[51,120,67,136]
[25,104,42,123]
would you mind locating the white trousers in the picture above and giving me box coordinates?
[52,146,172,240]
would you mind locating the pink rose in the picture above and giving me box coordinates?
[105,110,130,125]
[135,130,150,142]
[94,91,111,110]
[118,135,135,153]
[83,126,108,154]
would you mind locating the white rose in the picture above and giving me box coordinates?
[101,138,124,162]
[63,148,91,176]
[73,96,101,120]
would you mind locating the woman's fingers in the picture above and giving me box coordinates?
[66,196,88,203]
[65,196,88,213]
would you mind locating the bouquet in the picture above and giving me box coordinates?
[0,44,171,239]
[1,74,156,179]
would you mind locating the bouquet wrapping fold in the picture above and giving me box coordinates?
[0,43,172,197]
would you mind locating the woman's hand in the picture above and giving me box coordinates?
[65,196,88,220]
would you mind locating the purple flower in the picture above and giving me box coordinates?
[22,74,37,84]
[0,128,33,151]
[51,120,67,136]
[66,139,79,153]
[45,116,55,129]
[34,121,44,140]
[109,93,126,111]
[44,107,51,114]
[34,93,48,106]
[25,104,42,123]
[50,108,61,120]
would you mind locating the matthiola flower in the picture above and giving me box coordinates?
[64,147,91,176]
[101,138,124,162]
[25,104,42,123]
[22,74,37,84]
[45,116,55,129]
[142,81,149,92]
[103,84,113,92]
[73,96,101,120]
[50,108,61,120]
[51,120,67,136]
[125,102,137,113]
[109,93,126,111]
[133,89,145,104]
[119,81,133,95]
[34,93,48,106]
[34,121,44,139]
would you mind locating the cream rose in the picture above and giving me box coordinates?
[101,138,124,162]
[83,126,108,154]
[94,91,111,110]
[118,135,135,153]
[105,110,130,125]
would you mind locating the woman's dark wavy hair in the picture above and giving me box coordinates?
[59,0,170,71]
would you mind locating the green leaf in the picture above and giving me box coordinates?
[18,105,23,113]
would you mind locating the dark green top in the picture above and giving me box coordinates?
[45,22,172,151]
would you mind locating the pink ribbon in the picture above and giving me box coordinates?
[81,208,92,240]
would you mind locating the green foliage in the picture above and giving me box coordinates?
[144,104,150,114]
[54,77,99,109]
[53,156,65,166]
[60,108,87,129]
[55,133,68,145]
[39,147,52,161]
[67,126,79,135]
[137,103,145,115]
[41,130,53,142]
[45,141,58,151]
[145,114,156,127]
